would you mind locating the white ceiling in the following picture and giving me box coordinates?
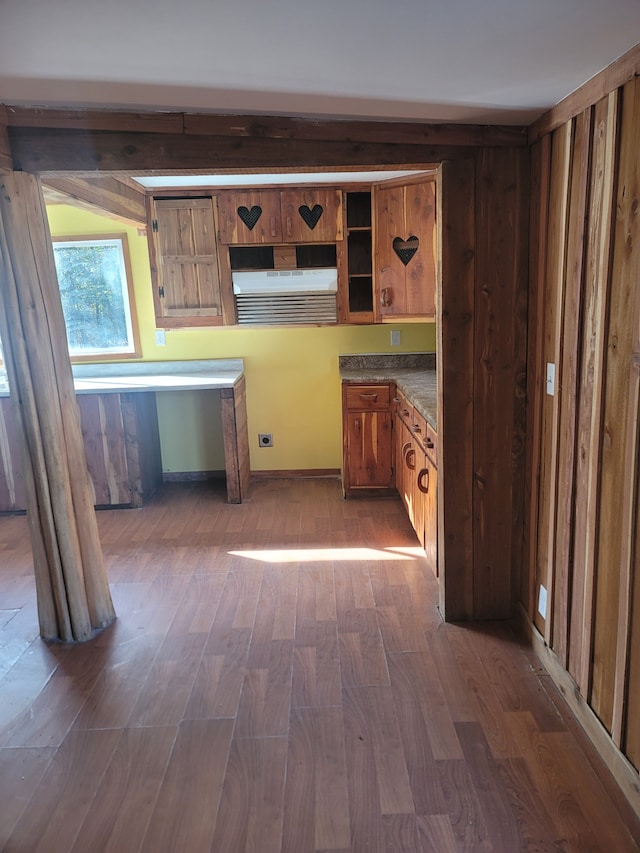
[1,0,639,125]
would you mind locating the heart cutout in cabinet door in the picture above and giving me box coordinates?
[237,205,263,230]
[392,235,419,266]
[298,204,324,229]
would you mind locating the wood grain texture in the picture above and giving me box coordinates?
[1,479,639,850]
[591,77,640,731]
[569,92,618,693]
[472,146,529,619]
[437,158,475,620]
[535,122,573,641]
[41,176,146,226]
[552,107,591,666]
[523,134,551,621]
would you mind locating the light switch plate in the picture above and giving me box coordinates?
[390,330,401,346]
[546,362,555,396]
[155,329,166,346]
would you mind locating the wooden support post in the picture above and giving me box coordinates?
[0,171,115,642]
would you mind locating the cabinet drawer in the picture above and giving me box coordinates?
[409,408,437,464]
[393,390,412,421]
[344,384,391,411]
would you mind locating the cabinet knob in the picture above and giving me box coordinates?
[426,437,434,449]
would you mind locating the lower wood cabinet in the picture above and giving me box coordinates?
[342,383,394,497]
[341,381,437,570]
[0,392,162,512]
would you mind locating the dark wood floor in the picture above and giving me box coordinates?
[0,478,639,852]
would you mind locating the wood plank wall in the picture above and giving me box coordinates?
[524,73,640,793]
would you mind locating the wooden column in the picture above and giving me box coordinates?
[0,171,115,642]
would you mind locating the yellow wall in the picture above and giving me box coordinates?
[47,204,435,472]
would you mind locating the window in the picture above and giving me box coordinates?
[51,234,140,360]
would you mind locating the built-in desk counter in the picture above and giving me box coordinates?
[0,360,250,510]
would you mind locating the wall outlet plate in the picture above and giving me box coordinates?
[390,330,401,346]
[258,433,273,447]
[538,584,548,618]
[546,362,555,396]
[155,329,166,346]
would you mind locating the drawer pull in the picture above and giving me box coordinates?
[426,437,434,449]
[412,424,422,433]
[405,447,416,470]
[381,287,393,307]
[418,468,429,493]
[359,393,378,401]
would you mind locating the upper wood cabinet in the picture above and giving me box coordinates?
[373,179,437,321]
[217,188,343,244]
[147,196,232,328]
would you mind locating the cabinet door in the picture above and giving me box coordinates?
[78,394,131,506]
[217,190,282,244]
[345,410,393,488]
[280,188,343,243]
[417,453,438,574]
[374,180,437,320]
[149,197,225,327]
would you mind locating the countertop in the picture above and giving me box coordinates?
[339,353,437,429]
[0,359,245,397]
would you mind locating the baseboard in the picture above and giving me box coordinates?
[250,469,341,479]
[516,603,640,819]
[162,470,226,483]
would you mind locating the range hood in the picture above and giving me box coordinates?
[232,268,338,325]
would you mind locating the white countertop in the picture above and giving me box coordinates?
[0,359,245,397]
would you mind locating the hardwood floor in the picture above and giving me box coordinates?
[0,478,638,852]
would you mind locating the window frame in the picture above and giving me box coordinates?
[51,232,141,362]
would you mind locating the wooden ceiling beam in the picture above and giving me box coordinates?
[8,128,481,175]
[4,106,527,150]
[41,176,147,226]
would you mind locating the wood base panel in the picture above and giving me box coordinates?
[517,603,640,821]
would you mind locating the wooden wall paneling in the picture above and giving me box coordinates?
[624,433,640,768]
[523,135,552,618]
[590,78,640,732]
[569,92,619,692]
[535,122,573,641]
[551,108,592,666]
[472,147,529,618]
[437,159,475,620]
[612,79,640,749]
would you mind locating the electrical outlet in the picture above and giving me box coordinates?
[538,584,548,618]
[390,329,401,346]
[155,329,166,346]
[258,433,273,447]
[546,362,555,396]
